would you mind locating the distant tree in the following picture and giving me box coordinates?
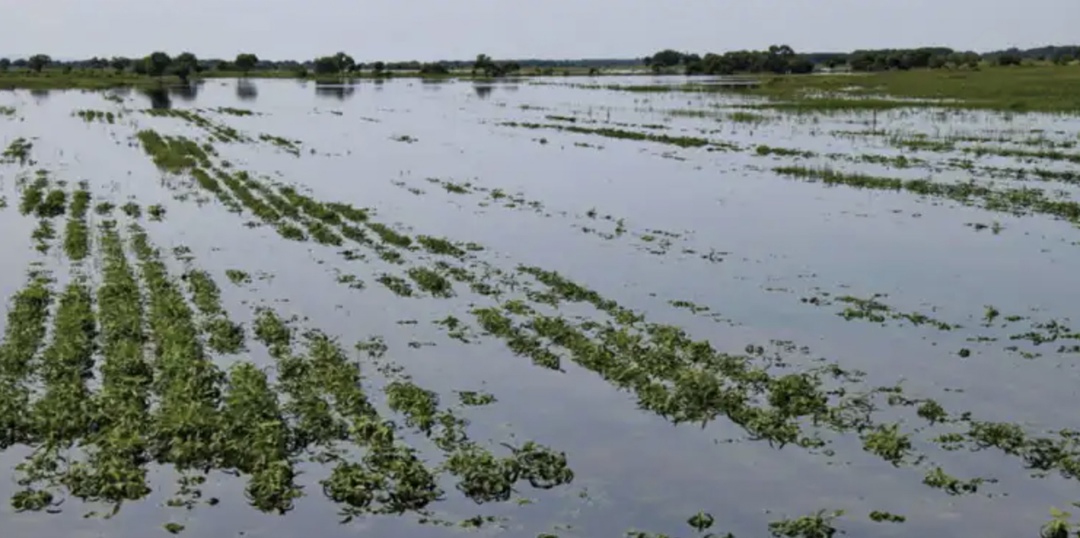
[333,52,355,73]
[88,57,109,70]
[0,58,9,72]
[419,62,449,75]
[234,53,258,75]
[110,56,131,74]
[12,58,27,69]
[372,61,386,76]
[28,54,51,73]
[144,51,172,77]
[996,52,1023,66]
[215,60,231,71]
[313,56,338,75]
[472,54,517,77]
[647,49,684,72]
[313,53,355,76]
[787,56,814,74]
[473,54,494,76]
[172,52,199,82]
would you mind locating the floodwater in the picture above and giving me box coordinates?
[1,76,1079,537]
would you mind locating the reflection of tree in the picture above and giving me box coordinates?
[503,84,519,93]
[29,89,50,102]
[373,78,385,91]
[139,87,172,110]
[169,82,199,102]
[473,84,494,99]
[421,78,445,91]
[314,83,356,101]
[236,79,258,101]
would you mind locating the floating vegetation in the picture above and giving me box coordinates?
[2,137,33,164]
[500,121,738,150]
[147,204,166,220]
[36,188,66,218]
[74,109,117,124]
[773,166,1080,222]
[378,274,414,297]
[258,133,301,155]
[121,201,141,218]
[216,107,255,116]
[31,219,56,253]
[407,267,454,297]
[19,171,49,215]
[225,269,252,285]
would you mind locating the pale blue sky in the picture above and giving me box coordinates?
[2,0,1077,60]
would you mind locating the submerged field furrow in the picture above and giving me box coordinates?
[0,271,53,450]
[130,224,226,501]
[17,278,97,511]
[76,223,154,506]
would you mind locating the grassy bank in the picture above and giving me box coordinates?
[745,65,1080,112]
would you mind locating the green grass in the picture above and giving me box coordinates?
[744,65,1080,112]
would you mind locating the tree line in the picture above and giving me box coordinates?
[0,51,530,79]
[1,44,1076,79]
[644,44,1080,75]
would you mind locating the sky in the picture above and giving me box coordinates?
[2,0,1078,61]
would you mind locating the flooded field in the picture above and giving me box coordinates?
[1,76,1079,537]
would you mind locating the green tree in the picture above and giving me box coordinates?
[419,62,449,75]
[313,53,355,76]
[313,56,338,75]
[333,52,355,73]
[0,58,10,72]
[234,53,258,75]
[144,51,172,77]
[647,49,684,72]
[473,54,494,76]
[372,61,386,76]
[171,52,199,82]
[27,54,51,73]
[110,56,130,74]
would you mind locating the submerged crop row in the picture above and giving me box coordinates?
[773,165,1080,222]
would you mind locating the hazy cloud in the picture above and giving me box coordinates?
[1,0,1076,60]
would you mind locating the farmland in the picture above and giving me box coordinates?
[0,73,1079,537]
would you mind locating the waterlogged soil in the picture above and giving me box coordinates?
[0,78,1079,537]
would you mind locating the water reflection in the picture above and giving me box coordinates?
[236,79,258,101]
[473,84,494,99]
[314,82,356,101]
[29,89,49,102]
[421,78,446,91]
[139,87,172,109]
[169,82,200,102]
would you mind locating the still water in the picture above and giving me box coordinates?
[0,77,1078,537]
